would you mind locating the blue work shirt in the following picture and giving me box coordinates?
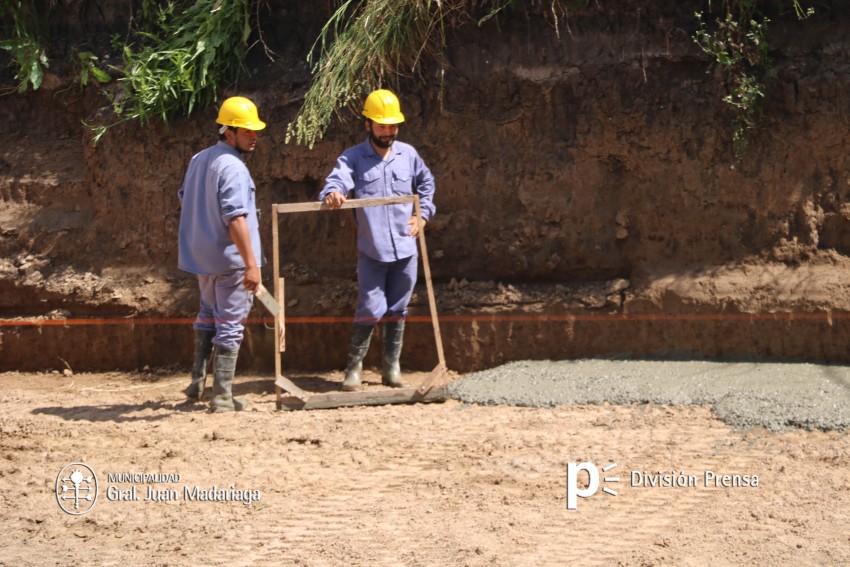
[177,141,262,275]
[319,139,436,262]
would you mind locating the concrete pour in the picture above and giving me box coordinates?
[447,359,850,431]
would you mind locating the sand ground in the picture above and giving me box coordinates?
[1,369,848,566]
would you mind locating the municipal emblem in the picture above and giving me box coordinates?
[56,463,98,515]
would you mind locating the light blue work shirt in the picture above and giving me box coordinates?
[178,141,262,275]
[318,139,436,262]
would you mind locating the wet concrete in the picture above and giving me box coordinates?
[447,359,850,431]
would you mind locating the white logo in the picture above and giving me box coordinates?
[56,463,98,515]
[566,462,619,510]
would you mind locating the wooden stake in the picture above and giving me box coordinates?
[272,205,281,406]
[414,195,446,369]
[278,278,286,352]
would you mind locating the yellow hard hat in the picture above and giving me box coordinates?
[216,96,266,131]
[362,89,405,124]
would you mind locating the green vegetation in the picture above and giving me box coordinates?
[291,0,815,153]
[286,0,463,148]
[73,50,113,90]
[94,0,251,141]
[286,0,527,148]
[1,0,254,142]
[694,1,813,158]
[0,0,818,155]
[0,1,49,94]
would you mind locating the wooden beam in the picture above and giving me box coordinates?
[276,386,447,411]
[275,195,416,214]
[274,375,309,401]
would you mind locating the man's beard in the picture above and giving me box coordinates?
[370,130,395,149]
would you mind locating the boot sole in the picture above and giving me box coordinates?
[184,385,205,401]
[209,404,247,413]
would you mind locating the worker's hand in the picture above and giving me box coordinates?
[324,191,346,209]
[407,216,426,237]
[243,266,261,293]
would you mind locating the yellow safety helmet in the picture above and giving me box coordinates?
[216,96,266,131]
[362,89,405,124]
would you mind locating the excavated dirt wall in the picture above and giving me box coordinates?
[3,1,850,372]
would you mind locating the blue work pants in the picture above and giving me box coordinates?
[354,254,417,325]
[193,269,254,349]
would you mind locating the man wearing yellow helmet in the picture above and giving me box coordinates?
[178,96,267,412]
[319,89,436,391]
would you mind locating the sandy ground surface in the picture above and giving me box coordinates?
[1,366,849,566]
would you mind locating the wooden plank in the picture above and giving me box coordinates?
[274,375,309,401]
[275,195,416,214]
[414,195,447,368]
[272,206,282,405]
[277,386,447,411]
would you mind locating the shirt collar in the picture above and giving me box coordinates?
[216,140,244,161]
[360,138,398,161]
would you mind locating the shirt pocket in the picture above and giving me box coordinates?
[356,168,382,196]
[391,167,413,196]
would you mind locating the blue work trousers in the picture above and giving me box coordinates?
[354,254,418,325]
[193,269,254,349]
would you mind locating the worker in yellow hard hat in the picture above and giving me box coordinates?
[320,89,437,391]
[177,96,267,412]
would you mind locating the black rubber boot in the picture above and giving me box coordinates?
[342,325,374,391]
[382,320,405,388]
[210,345,248,413]
[185,329,215,400]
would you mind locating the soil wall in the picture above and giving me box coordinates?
[3,1,850,372]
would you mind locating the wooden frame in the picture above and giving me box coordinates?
[272,195,447,410]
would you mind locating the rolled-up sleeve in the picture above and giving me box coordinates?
[218,161,252,225]
[412,151,436,221]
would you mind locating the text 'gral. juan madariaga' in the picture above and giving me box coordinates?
[55,464,262,516]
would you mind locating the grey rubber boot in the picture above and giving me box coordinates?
[342,325,374,391]
[381,320,405,388]
[209,345,248,413]
[185,329,215,400]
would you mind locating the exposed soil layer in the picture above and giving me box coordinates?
[3,1,850,372]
